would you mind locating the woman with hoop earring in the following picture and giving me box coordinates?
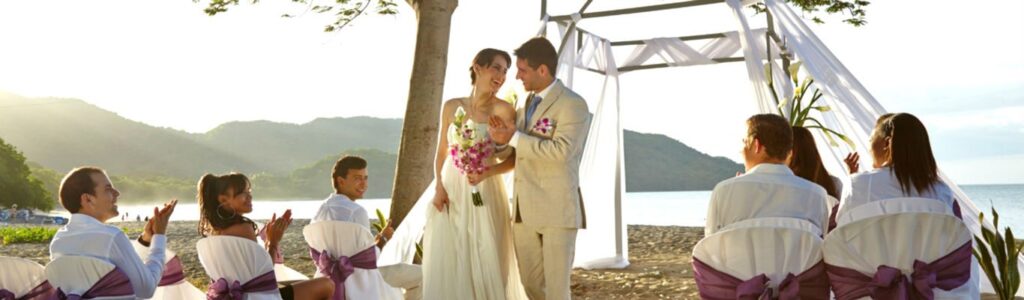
[197,173,335,300]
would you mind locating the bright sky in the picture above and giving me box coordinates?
[1,0,1022,185]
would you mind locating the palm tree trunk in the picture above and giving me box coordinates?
[389,0,457,227]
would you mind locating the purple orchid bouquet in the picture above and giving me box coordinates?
[448,106,494,206]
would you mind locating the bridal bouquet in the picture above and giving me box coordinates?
[448,106,494,206]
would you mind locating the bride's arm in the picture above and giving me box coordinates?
[432,99,460,211]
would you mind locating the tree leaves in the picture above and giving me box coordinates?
[0,138,53,211]
[749,0,870,27]
[194,0,400,32]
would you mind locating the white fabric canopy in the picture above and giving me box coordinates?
[383,0,1010,281]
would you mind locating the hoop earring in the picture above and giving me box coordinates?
[216,203,237,220]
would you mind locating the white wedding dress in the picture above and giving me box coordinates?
[422,123,527,299]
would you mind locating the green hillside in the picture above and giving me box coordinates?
[1,93,742,202]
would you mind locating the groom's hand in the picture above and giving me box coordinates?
[488,115,514,145]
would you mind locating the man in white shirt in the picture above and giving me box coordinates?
[312,155,393,247]
[705,114,829,236]
[49,167,176,298]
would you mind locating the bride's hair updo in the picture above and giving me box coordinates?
[469,48,511,84]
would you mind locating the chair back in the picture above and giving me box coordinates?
[303,221,402,300]
[824,212,977,299]
[834,197,953,229]
[45,256,133,300]
[196,236,282,300]
[693,218,828,299]
[0,256,51,299]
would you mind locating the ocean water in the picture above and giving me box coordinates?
[114,184,1024,231]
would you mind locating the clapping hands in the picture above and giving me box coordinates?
[265,209,293,246]
[142,199,178,244]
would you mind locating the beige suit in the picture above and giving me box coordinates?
[501,80,590,300]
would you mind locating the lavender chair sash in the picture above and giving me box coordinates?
[205,271,278,300]
[158,256,186,286]
[310,246,378,300]
[825,241,972,300]
[0,280,54,300]
[693,257,829,300]
[50,269,133,300]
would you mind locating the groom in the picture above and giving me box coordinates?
[489,37,591,300]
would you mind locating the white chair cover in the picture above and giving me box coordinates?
[130,241,205,300]
[303,221,402,300]
[721,217,823,237]
[823,212,979,299]
[45,256,132,300]
[693,218,824,291]
[833,197,954,229]
[196,236,282,300]
[253,222,311,284]
[0,256,48,298]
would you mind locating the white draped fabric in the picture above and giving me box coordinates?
[130,242,206,300]
[545,22,629,269]
[833,197,954,228]
[693,218,823,289]
[196,236,282,300]
[303,221,403,300]
[384,1,1007,287]
[45,256,132,300]
[0,256,47,298]
[824,213,979,299]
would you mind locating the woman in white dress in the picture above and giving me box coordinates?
[421,48,526,299]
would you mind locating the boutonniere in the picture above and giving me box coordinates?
[533,117,554,134]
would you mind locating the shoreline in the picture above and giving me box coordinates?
[0,221,702,299]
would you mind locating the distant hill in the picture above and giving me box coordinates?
[0,94,260,177]
[624,131,742,191]
[1,93,741,196]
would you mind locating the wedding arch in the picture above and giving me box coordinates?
[381,0,1008,292]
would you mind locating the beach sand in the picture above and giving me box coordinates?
[0,221,703,299]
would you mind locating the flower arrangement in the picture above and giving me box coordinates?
[448,107,493,206]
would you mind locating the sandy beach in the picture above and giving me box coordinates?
[0,221,702,299]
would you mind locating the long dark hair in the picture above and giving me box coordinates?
[789,127,838,198]
[469,48,511,84]
[197,173,254,237]
[880,113,939,195]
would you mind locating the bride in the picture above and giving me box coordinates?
[421,48,526,299]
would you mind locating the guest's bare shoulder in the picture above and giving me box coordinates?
[216,223,258,241]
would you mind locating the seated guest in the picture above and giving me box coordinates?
[837,113,955,216]
[49,167,177,299]
[842,113,895,175]
[788,126,840,199]
[705,114,829,235]
[312,155,393,247]
[197,172,334,300]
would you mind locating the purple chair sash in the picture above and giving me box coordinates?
[50,269,134,300]
[693,257,829,300]
[159,256,186,286]
[1,280,54,300]
[825,241,972,300]
[206,271,278,300]
[310,246,378,300]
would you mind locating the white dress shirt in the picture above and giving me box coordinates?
[705,163,830,236]
[837,166,955,218]
[509,79,559,147]
[311,193,370,229]
[49,214,166,299]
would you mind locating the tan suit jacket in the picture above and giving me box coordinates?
[502,80,591,229]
